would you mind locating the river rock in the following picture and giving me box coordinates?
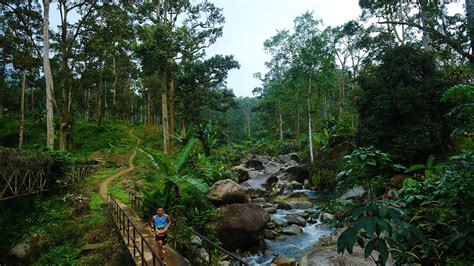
[284,166,310,183]
[245,159,264,170]
[253,197,266,205]
[274,191,309,203]
[264,162,282,175]
[196,247,210,264]
[282,224,303,235]
[290,180,303,190]
[320,212,335,222]
[277,202,292,210]
[300,245,376,266]
[285,214,307,227]
[241,174,278,197]
[206,179,250,206]
[279,153,301,165]
[340,186,366,202]
[208,203,269,250]
[264,229,278,239]
[328,141,356,160]
[191,234,203,246]
[287,200,313,209]
[264,202,274,208]
[233,165,250,182]
[266,219,282,230]
[273,256,297,266]
[264,207,277,214]
[7,232,47,265]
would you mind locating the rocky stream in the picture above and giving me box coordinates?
[204,153,373,266]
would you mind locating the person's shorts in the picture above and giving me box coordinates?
[155,233,167,244]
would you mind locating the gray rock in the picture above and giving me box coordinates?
[290,181,303,190]
[284,166,310,183]
[277,202,293,210]
[287,200,313,209]
[273,256,297,266]
[196,247,209,264]
[208,203,269,250]
[321,212,335,222]
[190,234,203,246]
[206,179,251,206]
[340,186,366,201]
[253,197,266,205]
[245,159,264,170]
[264,207,277,214]
[233,165,250,183]
[285,214,307,227]
[241,174,278,197]
[7,233,46,265]
[264,229,278,239]
[282,224,303,235]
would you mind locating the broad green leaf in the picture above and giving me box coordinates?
[378,208,388,217]
[410,225,427,242]
[388,208,402,222]
[360,154,367,160]
[174,138,197,172]
[378,239,389,265]
[426,155,435,168]
[357,238,365,249]
[405,164,426,173]
[364,239,376,258]
[351,207,363,218]
[367,159,376,166]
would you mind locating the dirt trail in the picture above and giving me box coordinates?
[99,144,138,200]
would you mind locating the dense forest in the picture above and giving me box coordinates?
[0,0,473,265]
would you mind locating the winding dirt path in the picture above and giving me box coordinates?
[99,144,138,200]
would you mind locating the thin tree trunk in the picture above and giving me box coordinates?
[308,75,314,163]
[30,86,35,115]
[112,54,117,120]
[147,89,152,126]
[161,70,169,154]
[467,0,474,59]
[278,102,283,140]
[338,71,345,115]
[19,70,27,149]
[169,77,175,151]
[96,82,102,125]
[43,0,55,149]
[297,108,300,136]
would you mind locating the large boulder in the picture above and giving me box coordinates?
[245,159,264,170]
[206,179,250,206]
[273,256,297,266]
[328,141,356,160]
[241,174,278,197]
[208,203,269,250]
[7,233,47,265]
[284,166,310,183]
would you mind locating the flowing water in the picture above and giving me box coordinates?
[244,189,335,265]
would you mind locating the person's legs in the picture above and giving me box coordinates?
[157,240,164,258]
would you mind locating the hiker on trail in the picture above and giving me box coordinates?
[151,207,171,265]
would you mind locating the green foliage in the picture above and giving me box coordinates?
[441,84,474,136]
[404,155,442,181]
[108,183,130,204]
[396,150,474,264]
[356,45,454,162]
[336,146,405,194]
[140,139,209,214]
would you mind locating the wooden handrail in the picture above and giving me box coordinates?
[128,191,249,266]
[108,194,164,266]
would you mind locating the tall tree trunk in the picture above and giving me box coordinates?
[169,77,176,151]
[338,71,345,115]
[161,70,170,154]
[0,51,5,119]
[96,82,102,126]
[112,54,117,120]
[19,70,27,149]
[30,86,35,115]
[420,2,432,50]
[296,108,300,136]
[146,89,152,126]
[467,0,474,59]
[308,75,314,163]
[85,87,90,121]
[43,0,55,149]
[278,102,283,140]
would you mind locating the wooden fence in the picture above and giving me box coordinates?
[0,164,100,201]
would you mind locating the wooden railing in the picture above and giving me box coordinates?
[128,191,249,266]
[108,195,164,266]
[0,164,100,201]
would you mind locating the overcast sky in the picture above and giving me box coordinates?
[48,0,464,97]
[205,0,361,97]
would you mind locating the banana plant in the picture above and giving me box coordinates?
[405,155,442,180]
[140,138,208,212]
